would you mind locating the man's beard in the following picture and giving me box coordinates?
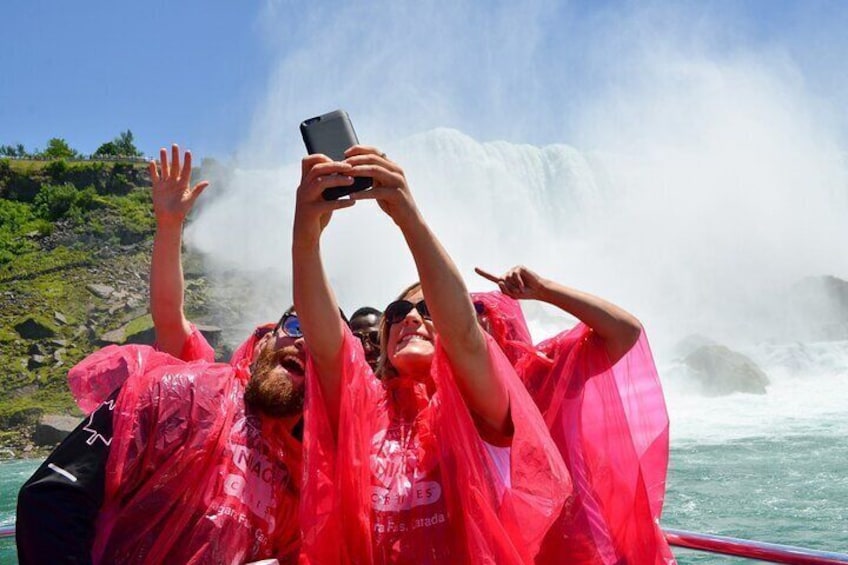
[244,345,305,418]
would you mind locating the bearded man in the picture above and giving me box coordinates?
[17,145,308,564]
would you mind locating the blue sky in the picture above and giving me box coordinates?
[2,0,847,160]
[1,1,273,158]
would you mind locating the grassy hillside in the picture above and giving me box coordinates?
[0,158,210,455]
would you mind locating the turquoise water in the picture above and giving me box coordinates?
[0,460,39,565]
[2,436,846,564]
[664,435,848,563]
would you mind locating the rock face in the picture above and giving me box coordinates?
[782,275,848,341]
[684,345,770,396]
[33,414,80,446]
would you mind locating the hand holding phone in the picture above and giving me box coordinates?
[300,110,372,200]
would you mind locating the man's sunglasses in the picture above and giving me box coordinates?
[353,330,380,348]
[384,299,486,326]
[254,312,303,340]
[274,312,303,338]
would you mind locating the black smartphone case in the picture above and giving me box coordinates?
[300,109,373,200]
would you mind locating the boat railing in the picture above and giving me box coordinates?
[2,523,848,562]
[665,528,848,564]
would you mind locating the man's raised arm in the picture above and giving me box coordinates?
[149,144,208,357]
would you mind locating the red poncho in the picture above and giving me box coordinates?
[471,292,674,564]
[300,326,570,564]
[68,327,303,564]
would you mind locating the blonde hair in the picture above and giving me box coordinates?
[375,281,422,379]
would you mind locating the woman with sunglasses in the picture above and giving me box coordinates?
[293,148,569,563]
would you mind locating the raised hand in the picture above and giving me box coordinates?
[344,146,418,227]
[293,154,358,247]
[475,265,547,300]
[149,144,209,228]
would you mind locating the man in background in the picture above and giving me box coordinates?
[348,306,381,370]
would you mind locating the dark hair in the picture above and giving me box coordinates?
[350,306,382,320]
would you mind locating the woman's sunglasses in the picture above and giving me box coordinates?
[384,299,486,326]
[384,299,431,326]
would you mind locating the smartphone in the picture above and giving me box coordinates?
[300,109,372,200]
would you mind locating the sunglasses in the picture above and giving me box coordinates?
[274,312,303,338]
[254,311,303,340]
[384,299,487,326]
[384,299,431,326]
[353,329,380,348]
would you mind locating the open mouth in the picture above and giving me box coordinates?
[279,355,305,377]
[398,333,430,346]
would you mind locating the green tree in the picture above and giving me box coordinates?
[39,138,80,160]
[93,141,118,157]
[34,183,97,222]
[0,143,28,157]
[94,129,142,158]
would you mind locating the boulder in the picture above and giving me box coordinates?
[782,275,848,341]
[98,314,156,346]
[673,333,717,358]
[33,414,80,446]
[684,345,770,396]
[27,354,47,370]
[1,406,43,428]
[14,316,57,339]
[86,283,115,299]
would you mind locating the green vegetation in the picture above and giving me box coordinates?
[40,138,80,160]
[0,150,160,453]
[0,129,144,160]
[0,143,27,158]
[0,133,220,454]
[0,199,48,263]
[93,129,143,158]
[34,182,98,222]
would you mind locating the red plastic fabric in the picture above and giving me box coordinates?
[230,323,273,368]
[68,323,214,414]
[472,291,674,564]
[300,325,570,564]
[67,328,302,564]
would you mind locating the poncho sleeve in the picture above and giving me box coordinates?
[430,331,570,563]
[67,324,213,414]
[67,345,183,415]
[533,325,674,564]
[174,323,216,362]
[299,325,378,563]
